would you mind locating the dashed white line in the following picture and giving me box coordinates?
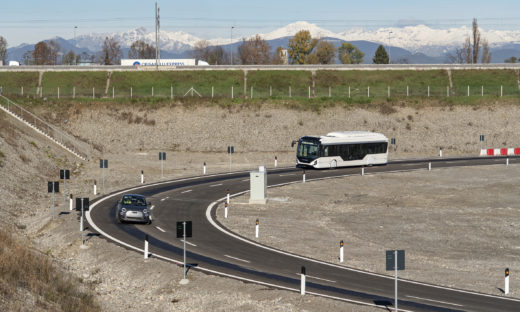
[402,163,422,166]
[279,174,295,176]
[406,295,463,307]
[160,197,169,201]
[155,226,166,233]
[210,183,223,187]
[241,179,249,182]
[180,239,197,247]
[181,190,193,194]
[150,205,155,210]
[295,273,336,283]
[224,255,251,263]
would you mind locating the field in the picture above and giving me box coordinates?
[1,69,519,102]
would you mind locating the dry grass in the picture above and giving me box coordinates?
[0,229,100,312]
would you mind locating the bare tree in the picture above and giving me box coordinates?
[0,36,7,65]
[101,37,122,65]
[22,50,34,65]
[128,40,156,59]
[481,39,491,63]
[463,37,472,64]
[237,35,272,65]
[472,18,481,64]
[191,40,210,61]
[62,51,81,65]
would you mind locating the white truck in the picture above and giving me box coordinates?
[121,59,209,66]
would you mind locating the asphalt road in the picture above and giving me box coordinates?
[87,156,520,311]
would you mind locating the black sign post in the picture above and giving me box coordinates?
[159,152,166,178]
[60,169,70,203]
[177,221,192,283]
[386,250,405,312]
[47,181,59,219]
[99,159,108,193]
[227,146,234,172]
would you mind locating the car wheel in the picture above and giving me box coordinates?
[330,159,337,169]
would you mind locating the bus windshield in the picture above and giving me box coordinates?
[297,140,320,160]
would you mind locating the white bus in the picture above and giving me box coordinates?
[295,131,388,168]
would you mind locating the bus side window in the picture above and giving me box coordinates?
[323,146,328,157]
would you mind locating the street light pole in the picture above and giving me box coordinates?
[230,26,235,65]
[74,26,78,65]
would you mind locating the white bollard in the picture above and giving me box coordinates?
[362,167,365,176]
[507,158,509,166]
[505,268,510,295]
[93,180,97,195]
[275,156,278,168]
[255,219,259,238]
[226,189,230,205]
[428,162,431,171]
[439,148,443,158]
[144,234,149,260]
[302,170,306,183]
[203,162,206,175]
[225,202,228,219]
[69,194,73,211]
[340,240,344,263]
[141,170,144,184]
[301,266,306,295]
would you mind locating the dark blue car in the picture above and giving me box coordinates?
[116,194,152,224]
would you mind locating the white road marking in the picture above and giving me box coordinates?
[160,197,169,201]
[296,273,336,283]
[224,255,251,263]
[406,295,463,307]
[181,190,193,194]
[210,183,223,187]
[155,226,166,233]
[241,179,249,182]
[445,161,461,164]
[402,163,422,166]
[279,174,295,176]
[150,205,155,210]
[180,239,197,247]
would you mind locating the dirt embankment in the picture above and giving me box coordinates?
[2,101,520,311]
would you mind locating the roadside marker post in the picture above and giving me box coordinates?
[480,134,485,151]
[362,167,365,176]
[93,180,97,195]
[48,181,59,220]
[203,162,206,175]
[141,170,144,184]
[255,219,259,238]
[439,148,443,158]
[225,202,228,219]
[144,234,149,260]
[69,194,73,211]
[505,268,510,295]
[159,152,166,178]
[507,158,509,166]
[302,170,306,183]
[275,156,278,168]
[340,240,344,263]
[428,162,431,171]
[226,189,230,205]
[301,266,306,295]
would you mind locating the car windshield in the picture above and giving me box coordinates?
[122,196,146,206]
[297,140,320,160]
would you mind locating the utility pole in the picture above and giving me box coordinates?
[230,26,235,65]
[155,1,160,70]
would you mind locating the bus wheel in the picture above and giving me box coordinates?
[330,160,337,169]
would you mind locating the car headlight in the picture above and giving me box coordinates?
[143,209,148,215]
[121,207,126,213]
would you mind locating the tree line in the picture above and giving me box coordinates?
[1,19,519,66]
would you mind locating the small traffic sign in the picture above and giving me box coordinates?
[48,181,59,193]
[386,250,405,270]
[176,221,192,238]
[60,169,70,180]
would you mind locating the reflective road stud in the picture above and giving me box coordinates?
[301,266,306,295]
[255,219,259,238]
[505,268,510,295]
[340,240,344,263]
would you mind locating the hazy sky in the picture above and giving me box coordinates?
[1,0,519,46]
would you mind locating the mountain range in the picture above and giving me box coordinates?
[6,21,520,64]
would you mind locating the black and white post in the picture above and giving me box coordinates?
[301,266,306,295]
[93,180,97,195]
[274,156,278,168]
[340,240,344,263]
[141,170,144,184]
[69,194,73,211]
[48,181,59,220]
[100,159,108,193]
[255,219,259,238]
[159,152,166,178]
[480,134,485,151]
[505,268,510,295]
[144,234,149,260]
[428,162,431,171]
[439,147,443,158]
[362,166,365,176]
[302,170,306,183]
[203,161,206,175]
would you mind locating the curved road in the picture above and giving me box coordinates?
[87,156,520,311]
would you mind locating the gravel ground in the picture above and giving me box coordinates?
[218,163,520,298]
